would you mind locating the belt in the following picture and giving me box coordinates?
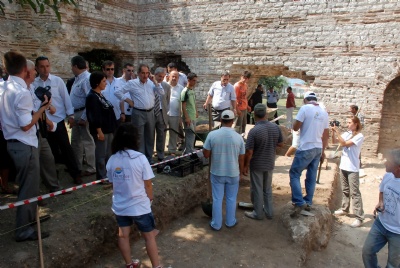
[133,107,154,112]
[215,107,230,113]
[7,139,20,143]
[74,107,85,112]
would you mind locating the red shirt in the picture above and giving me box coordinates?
[234,81,248,110]
[286,92,295,108]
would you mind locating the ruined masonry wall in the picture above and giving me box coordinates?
[136,1,400,156]
[0,1,138,78]
[1,1,400,155]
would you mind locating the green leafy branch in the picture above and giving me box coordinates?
[258,76,289,90]
[0,0,77,23]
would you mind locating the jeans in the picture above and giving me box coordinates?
[289,148,322,206]
[183,120,196,154]
[340,169,364,220]
[362,218,400,268]
[210,174,239,230]
[250,169,274,219]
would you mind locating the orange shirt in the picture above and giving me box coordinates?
[234,81,248,111]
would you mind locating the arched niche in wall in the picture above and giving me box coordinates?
[78,49,118,74]
[229,64,315,100]
[153,53,191,74]
[378,75,400,154]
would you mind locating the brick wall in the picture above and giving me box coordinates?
[135,1,400,156]
[1,0,400,156]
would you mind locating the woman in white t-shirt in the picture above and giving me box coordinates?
[332,116,365,228]
[106,123,163,268]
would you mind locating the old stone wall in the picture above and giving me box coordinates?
[1,0,400,155]
[0,0,138,78]
[135,0,400,156]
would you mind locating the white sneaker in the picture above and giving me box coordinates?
[334,209,348,216]
[351,219,363,228]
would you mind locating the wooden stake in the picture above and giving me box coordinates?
[36,206,45,268]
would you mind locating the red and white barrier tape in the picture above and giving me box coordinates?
[0,179,108,211]
[0,149,203,211]
[150,149,203,168]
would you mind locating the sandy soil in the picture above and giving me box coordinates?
[305,157,388,268]
[0,143,389,268]
[86,156,388,268]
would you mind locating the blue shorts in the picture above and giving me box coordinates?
[115,212,155,233]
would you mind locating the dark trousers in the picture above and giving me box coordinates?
[38,133,60,192]
[94,134,113,180]
[267,102,279,125]
[7,141,40,240]
[155,112,166,160]
[131,109,155,163]
[47,121,81,178]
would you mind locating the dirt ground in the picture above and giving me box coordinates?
[86,156,389,268]
[0,143,389,268]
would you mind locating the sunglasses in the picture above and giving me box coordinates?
[105,68,114,71]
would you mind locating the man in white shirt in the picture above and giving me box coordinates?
[289,91,329,217]
[165,62,188,87]
[114,64,165,163]
[167,71,184,155]
[117,63,135,123]
[101,60,123,124]
[165,62,187,150]
[203,71,237,121]
[0,51,51,242]
[69,55,96,182]
[27,60,61,193]
[33,56,83,183]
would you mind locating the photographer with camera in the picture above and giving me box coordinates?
[333,116,365,228]
[0,52,52,242]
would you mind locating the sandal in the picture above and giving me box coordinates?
[126,259,140,268]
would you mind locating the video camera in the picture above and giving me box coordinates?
[329,120,340,127]
[35,86,52,102]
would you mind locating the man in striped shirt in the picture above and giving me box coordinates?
[243,103,283,220]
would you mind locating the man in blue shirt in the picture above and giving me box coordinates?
[203,110,245,231]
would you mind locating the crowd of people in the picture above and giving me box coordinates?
[0,50,398,268]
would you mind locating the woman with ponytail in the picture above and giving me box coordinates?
[332,116,365,228]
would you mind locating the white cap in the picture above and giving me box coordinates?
[221,110,235,120]
[304,91,317,99]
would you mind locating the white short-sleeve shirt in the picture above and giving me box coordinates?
[107,150,154,216]
[378,172,400,234]
[339,132,364,172]
[296,102,329,151]
[168,84,183,116]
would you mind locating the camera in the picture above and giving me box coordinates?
[329,120,340,127]
[34,86,52,102]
